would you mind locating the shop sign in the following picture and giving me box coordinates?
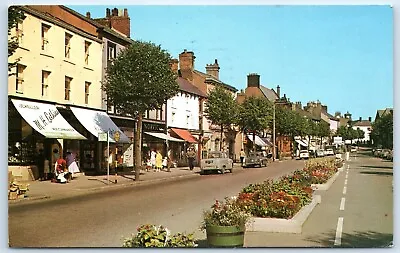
[123,144,134,167]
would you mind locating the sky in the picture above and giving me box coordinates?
[67,5,393,120]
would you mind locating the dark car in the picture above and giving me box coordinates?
[243,152,268,168]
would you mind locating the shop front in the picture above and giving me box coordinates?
[169,128,198,166]
[8,98,86,181]
[68,106,131,175]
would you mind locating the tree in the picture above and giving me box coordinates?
[356,128,365,143]
[371,113,393,149]
[336,126,349,140]
[204,85,238,151]
[237,96,272,151]
[103,40,179,180]
[316,121,331,146]
[8,6,25,73]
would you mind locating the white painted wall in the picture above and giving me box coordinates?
[167,91,199,130]
[329,119,339,133]
[352,125,371,142]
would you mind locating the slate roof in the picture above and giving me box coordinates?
[259,85,279,102]
[322,111,339,121]
[353,120,372,127]
[176,77,207,98]
[193,70,237,92]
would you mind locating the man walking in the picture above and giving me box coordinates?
[240,149,246,166]
[186,148,196,171]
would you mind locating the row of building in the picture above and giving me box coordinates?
[7,5,380,181]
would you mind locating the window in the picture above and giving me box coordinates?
[84,41,91,65]
[107,42,116,66]
[41,71,50,97]
[41,24,50,51]
[65,33,72,58]
[85,81,91,104]
[65,76,72,100]
[171,112,175,123]
[16,20,24,44]
[15,64,26,93]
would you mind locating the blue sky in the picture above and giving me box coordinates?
[69,5,393,119]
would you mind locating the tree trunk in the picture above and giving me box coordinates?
[220,125,223,151]
[134,114,143,181]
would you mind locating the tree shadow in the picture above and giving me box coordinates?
[360,165,393,170]
[305,230,393,248]
[359,171,393,176]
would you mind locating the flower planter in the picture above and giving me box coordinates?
[206,224,245,247]
[311,166,343,191]
[246,194,321,233]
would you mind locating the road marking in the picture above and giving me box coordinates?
[347,165,350,169]
[343,186,347,195]
[344,179,348,185]
[345,174,348,179]
[340,197,346,210]
[334,217,344,246]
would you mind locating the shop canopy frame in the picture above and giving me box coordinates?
[144,132,185,142]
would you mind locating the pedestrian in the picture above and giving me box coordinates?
[150,149,156,171]
[240,149,246,166]
[66,151,80,179]
[166,149,173,172]
[186,148,196,171]
[36,149,45,181]
[44,158,50,180]
[55,156,70,183]
[155,150,163,172]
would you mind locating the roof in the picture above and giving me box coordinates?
[177,77,207,98]
[259,85,279,102]
[322,111,339,121]
[353,120,372,127]
[295,108,320,121]
[193,70,237,92]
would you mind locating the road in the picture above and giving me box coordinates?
[245,151,393,247]
[9,152,393,248]
[9,159,305,247]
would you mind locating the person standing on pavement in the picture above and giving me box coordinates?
[186,148,196,171]
[239,149,246,166]
[155,150,163,172]
[66,151,80,179]
[36,149,45,181]
[150,149,156,171]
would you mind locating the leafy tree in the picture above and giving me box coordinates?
[8,6,25,73]
[316,121,331,146]
[204,85,238,151]
[371,113,393,149]
[237,96,272,151]
[356,128,365,143]
[103,40,179,180]
[336,126,349,140]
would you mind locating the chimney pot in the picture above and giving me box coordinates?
[277,85,281,98]
[359,117,362,121]
[368,117,371,122]
[106,8,111,17]
[86,12,91,18]
[124,8,128,17]
[247,73,260,88]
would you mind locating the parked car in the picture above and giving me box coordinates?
[299,150,310,160]
[350,146,358,152]
[316,149,325,157]
[325,148,335,156]
[243,152,268,168]
[200,151,233,175]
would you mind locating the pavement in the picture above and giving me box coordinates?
[9,165,205,204]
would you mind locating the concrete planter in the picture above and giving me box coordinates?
[311,166,343,191]
[246,194,321,233]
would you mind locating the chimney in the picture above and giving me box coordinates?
[368,116,372,122]
[247,73,260,88]
[322,105,327,113]
[359,117,362,121]
[86,12,91,18]
[205,59,220,80]
[169,59,179,74]
[277,85,280,98]
[104,7,131,38]
[179,49,195,82]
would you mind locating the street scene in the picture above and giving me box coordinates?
[7,5,393,248]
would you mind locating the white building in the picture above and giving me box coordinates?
[352,117,373,143]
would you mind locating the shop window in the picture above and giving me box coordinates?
[15,64,26,94]
[41,23,50,51]
[84,41,91,65]
[41,70,50,97]
[65,33,72,58]
[65,76,72,101]
[85,81,91,104]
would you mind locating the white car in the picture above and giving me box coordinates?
[351,147,357,152]
[299,150,310,160]
[325,149,335,156]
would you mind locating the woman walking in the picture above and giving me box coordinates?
[155,150,163,172]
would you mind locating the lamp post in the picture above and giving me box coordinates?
[273,102,276,161]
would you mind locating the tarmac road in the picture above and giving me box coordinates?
[9,159,305,247]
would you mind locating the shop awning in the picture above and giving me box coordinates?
[247,134,268,147]
[11,99,86,140]
[170,128,198,143]
[145,132,185,142]
[70,106,130,143]
[295,140,307,147]
[261,137,273,147]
